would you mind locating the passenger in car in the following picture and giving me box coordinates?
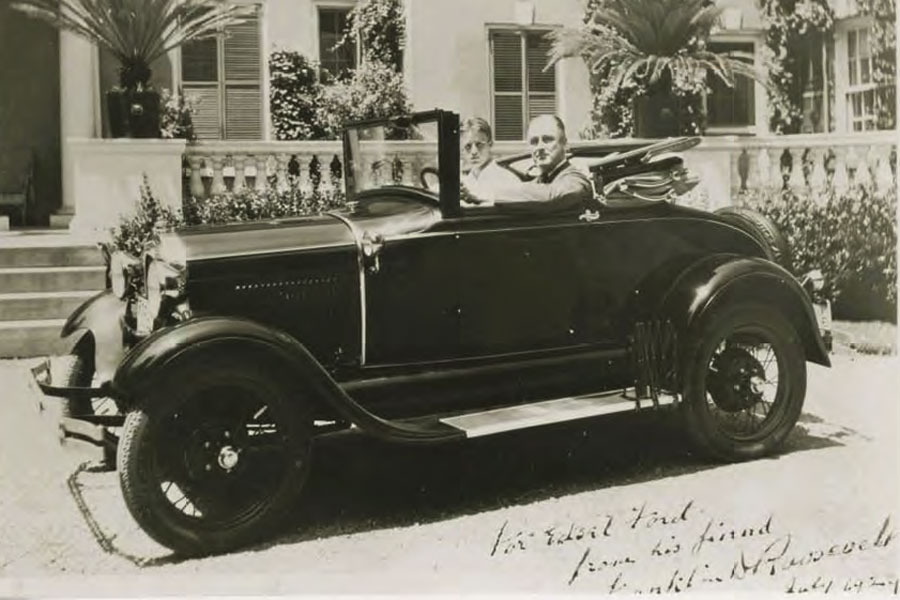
[460,117,521,202]
[462,114,594,212]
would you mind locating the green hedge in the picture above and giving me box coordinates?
[739,183,897,321]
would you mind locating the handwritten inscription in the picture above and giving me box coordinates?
[488,500,898,592]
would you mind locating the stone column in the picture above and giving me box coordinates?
[58,30,100,228]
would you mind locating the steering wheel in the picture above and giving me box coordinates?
[420,166,440,191]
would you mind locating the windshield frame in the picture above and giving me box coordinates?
[342,109,461,218]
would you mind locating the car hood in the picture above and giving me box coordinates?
[170,214,356,262]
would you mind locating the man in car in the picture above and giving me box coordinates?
[462,114,594,212]
[460,117,521,198]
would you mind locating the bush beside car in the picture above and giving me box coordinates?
[739,183,897,322]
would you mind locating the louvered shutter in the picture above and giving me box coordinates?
[182,35,221,139]
[492,31,523,140]
[223,7,261,139]
[491,29,557,140]
[525,31,556,122]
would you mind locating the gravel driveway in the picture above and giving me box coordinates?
[1,350,897,595]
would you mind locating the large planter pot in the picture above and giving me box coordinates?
[107,89,161,138]
[633,92,682,138]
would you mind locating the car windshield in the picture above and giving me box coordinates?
[343,116,440,200]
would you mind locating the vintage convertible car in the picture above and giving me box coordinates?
[32,109,830,556]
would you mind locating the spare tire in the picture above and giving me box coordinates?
[715,206,791,267]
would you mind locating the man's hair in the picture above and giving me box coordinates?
[529,114,567,144]
[461,117,494,142]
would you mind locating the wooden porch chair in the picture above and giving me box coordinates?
[0,148,34,226]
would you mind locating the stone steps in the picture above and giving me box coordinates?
[0,319,70,358]
[0,290,98,321]
[0,266,106,293]
[0,236,107,357]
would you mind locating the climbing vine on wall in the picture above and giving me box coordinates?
[338,0,405,72]
[760,0,834,134]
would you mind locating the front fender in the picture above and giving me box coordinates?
[651,254,830,367]
[61,289,128,382]
[112,316,462,444]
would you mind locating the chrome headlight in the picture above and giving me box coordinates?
[145,258,185,318]
[109,252,138,299]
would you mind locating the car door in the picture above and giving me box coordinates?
[450,215,591,358]
[363,233,461,365]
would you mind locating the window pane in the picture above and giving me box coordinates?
[848,30,857,60]
[224,9,260,81]
[860,58,871,84]
[494,94,523,140]
[848,61,857,86]
[182,38,218,82]
[319,8,355,79]
[526,32,555,93]
[492,31,522,93]
[706,42,755,127]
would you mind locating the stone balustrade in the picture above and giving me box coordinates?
[182,132,897,206]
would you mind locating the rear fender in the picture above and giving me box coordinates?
[60,290,128,381]
[650,254,830,367]
[112,317,462,444]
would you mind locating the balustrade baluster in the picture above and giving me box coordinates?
[254,156,268,193]
[188,155,205,198]
[769,149,784,189]
[276,153,291,192]
[874,146,895,192]
[853,146,873,188]
[210,156,227,195]
[788,148,806,190]
[232,155,246,192]
[831,147,849,193]
[809,147,828,195]
[755,148,771,190]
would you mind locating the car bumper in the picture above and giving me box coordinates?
[29,358,122,457]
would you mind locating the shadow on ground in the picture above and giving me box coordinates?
[79,408,851,566]
[260,408,847,550]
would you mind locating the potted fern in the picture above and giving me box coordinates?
[13,0,254,137]
[549,0,765,137]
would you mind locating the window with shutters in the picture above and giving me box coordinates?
[181,4,263,140]
[706,41,756,129]
[489,29,557,141]
[318,7,356,81]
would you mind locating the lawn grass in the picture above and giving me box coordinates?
[833,320,897,355]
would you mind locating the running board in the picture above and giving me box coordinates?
[439,390,677,438]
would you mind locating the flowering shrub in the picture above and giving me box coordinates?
[315,60,411,138]
[738,183,897,319]
[182,187,346,226]
[159,88,198,141]
[103,176,184,258]
[269,50,328,141]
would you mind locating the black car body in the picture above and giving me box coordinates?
[33,110,829,556]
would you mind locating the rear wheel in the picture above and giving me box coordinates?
[681,303,806,461]
[117,353,312,556]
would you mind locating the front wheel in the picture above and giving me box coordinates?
[117,353,312,556]
[681,303,806,462]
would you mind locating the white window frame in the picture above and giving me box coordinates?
[705,32,766,135]
[175,0,268,140]
[486,24,560,142]
[313,0,359,78]
[845,24,879,131]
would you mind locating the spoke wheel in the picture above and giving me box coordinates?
[118,352,311,556]
[682,303,806,461]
